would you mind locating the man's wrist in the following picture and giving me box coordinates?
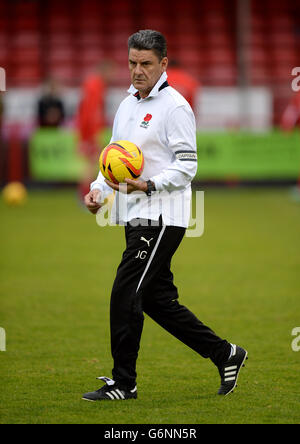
[145,180,156,196]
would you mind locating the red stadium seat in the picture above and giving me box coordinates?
[176,49,202,65]
[109,33,131,50]
[115,66,131,86]
[9,66,42,86]
[47,31,73,42]
[271,49,298,65]
[106,16,133,31]
[0,18,7,32]
[175,33,201,50]
[10,0,39,13]
[79,48,105,63]
[46,65,77,86]
[265,0,291,12]
[0,33,6,46]
[10,32,40,48]
[46,0,73,13]
[205,33,233,48]
[250,33,266,47]
[47,47,74,61]
[75,0,104,16]
[203,65,237,86]
[47,16,73,32]
[249,67,270,85]
[141,17,169,34]
[246,47,268,65]
[268,16,293,31]
[76,33,103,47]
[271,66,294,84]
[10,48,41,65]
[250,16,265,32]
[251,0,265,12]
[201,0,227,12]
[173,15,198,33]
[205,48,236,65]
[140,1,167,15]
[111,49,129,65]
[106,0,133,13]
[169,0,196,12]
[0,48,7,67]
[267,32,296,48]
[12,17,39,31]
[77,22,102,32]
[202,13,231,30]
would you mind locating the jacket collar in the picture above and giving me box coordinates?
[128,72,168,100]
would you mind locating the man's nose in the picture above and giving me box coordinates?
[134,64,143,75]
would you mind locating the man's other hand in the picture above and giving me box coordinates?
[84,189,102,214]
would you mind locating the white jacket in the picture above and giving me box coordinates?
[91,72,198,228]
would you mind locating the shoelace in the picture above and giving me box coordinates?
[95,375,137,395]
[96,376,115,386]
[95,376,116,393]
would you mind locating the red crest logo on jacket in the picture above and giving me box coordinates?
[140,114,153,129]
[144,114,152,122]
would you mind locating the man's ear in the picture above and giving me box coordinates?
[161,57,168,72]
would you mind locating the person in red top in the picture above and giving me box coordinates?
[280,91,300,193]
[280,90,300,131]
[167,59,201,111]
[76,60,115,201]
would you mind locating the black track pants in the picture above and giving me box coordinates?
[110,218,231,389]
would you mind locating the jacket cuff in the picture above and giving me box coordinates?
[150,176,163,192]
[90,183,113,203]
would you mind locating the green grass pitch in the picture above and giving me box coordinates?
[0,187,300,424]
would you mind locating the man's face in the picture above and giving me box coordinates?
[128,48,168,98]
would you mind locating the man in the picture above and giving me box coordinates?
[76,60,115,202]
[82,30,247,401]
[167,59,201,111]
[37,77,65,128]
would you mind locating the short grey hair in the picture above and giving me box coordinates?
[128,30,167,61]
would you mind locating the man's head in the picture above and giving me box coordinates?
[128,30,168,98]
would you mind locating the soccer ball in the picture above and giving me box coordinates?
[2,182,27,206]
[99,140,144,184]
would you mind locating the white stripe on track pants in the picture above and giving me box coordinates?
[109,217,231,390]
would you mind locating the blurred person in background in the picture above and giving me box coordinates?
[37,77,65,128]
[280,90,300,195]
[167,59,201,111]
[76,60,115,202]
[280,90,300,130]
